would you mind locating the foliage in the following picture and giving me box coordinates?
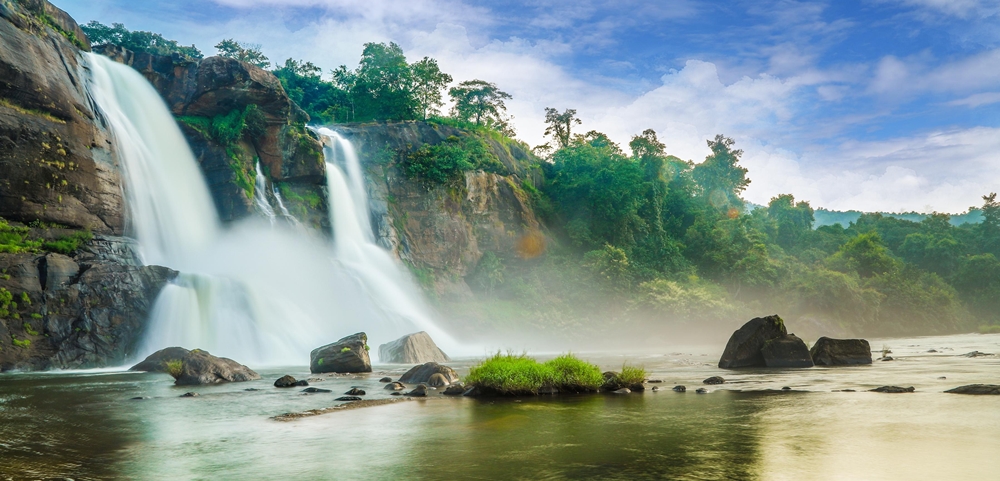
[545,354,604,392]
[82,21,202,58]
[0,219,41,253]
[616,364,647,386]
[164,360,184,379]
[12,337,30,349]
[178,105,265,198]
[403,135,505,185]
[449,80,514,135]
[411,57,453,120]
[42,231,93,255]
[464,352,604,395]
[0,288,11,318]
[543,108,581,148]
[215,39,269,68]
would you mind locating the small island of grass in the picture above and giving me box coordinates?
[464,352,645,396]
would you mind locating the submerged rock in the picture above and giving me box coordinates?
[130,347,260,386]
[302,387,332,393]
[810,337,873,366]
[761,334,814,368]
[427,373,450,388]
[612,388,631,394]
[718,315,787,368]
[651,386,659,392]
[310,333,372,374]
[443,383,466,395]
[399,362,459,385]
[274,375,308,388]
[379,377,392,383]
[962,351,994,358]
[377,331,451,364]
[945,384,1000,395]
[336,396,363,401]
[384,382,405,391]
[695,388,708,394]
[672,385,687,392]
[703,376,725,385]
[538,385,559,395]
[404,385,428,397]
[869,386,914,393]
[180,392,199,397]
[345,388,366,396]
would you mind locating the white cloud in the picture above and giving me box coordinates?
[948,91,1000,107]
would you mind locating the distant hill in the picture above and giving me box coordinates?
[813,208,983,228]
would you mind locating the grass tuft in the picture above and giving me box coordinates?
[465,352,604,395]
[164,359,184,379]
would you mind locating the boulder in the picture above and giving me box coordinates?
[810,337,873,366]
[945,384,1000,395]
[398,362,459,384]
[718,315,787,368]
[703,376,725,385]
[405,384,428,397]
[379,377,392,383]
[302,387,331,393]
[443,383,466,395]
[761,334,814,368]
[962,351,994,358]
[695,388,708,394]
[869,386,914,393]
[310,333,372,373]
[344,388,366,396]
[427,373,450,387]
[180,392,199,397]
[130,347,260,386]
[336,396,362,401]
[377,331,450,364]
[672,385,686,392]
[612,388,631,394]
[384,382,405,391]
[274,375,307,388]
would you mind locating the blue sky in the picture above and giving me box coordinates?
[60,0,1000,213]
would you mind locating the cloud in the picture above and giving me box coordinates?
[947,91,1000,108]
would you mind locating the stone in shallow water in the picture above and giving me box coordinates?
[336,396,362,401]
[274,375,307,388]
[131,347,260,386]
[399,362,459,384]
[945,384,1000,395]
[302,387,332,393]
[612,388,631,394]
[345,388,366,396]
[390,391,401,396]
[405,385,427,397]
[651,386,659,392]
[672,385,686,392]
[869,386,914,393]
[377,331,450,364]
[379,377,392,383]
[962,351,994,358]
[761,334,814,368]
[810,337,872,366]
[695,388,708,394]
[703,376,725,385]
[310,332,372,374]
[384,382,405,391]
[427,373,450,388]
[718,315,787,368]
[443,383,466,395]
[180,392,199,397]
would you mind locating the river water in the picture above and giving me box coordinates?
[1,332,998,480]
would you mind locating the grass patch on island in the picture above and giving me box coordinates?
[464,352,604,395]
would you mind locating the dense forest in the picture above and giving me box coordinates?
[81,22,1000,337]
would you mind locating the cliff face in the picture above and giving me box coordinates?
[0,0,175,371]
[0,0,123,234]
[338,122,544,299]
[96,45,328,228]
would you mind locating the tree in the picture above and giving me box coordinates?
[410,57,452,120]
[767,194,814,250]
[82,21,202,58]
[350,42,418,121]
[543,108,581,148]
[629,129,666,161]
[979,193,1000,255]
[449,79,512,127]
[215,39,269,69]
[692,134,750,209]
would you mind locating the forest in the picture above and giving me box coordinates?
[81,22,1000,337]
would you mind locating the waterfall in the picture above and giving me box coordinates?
[252,162,277,224]
[318,129,459,354]
[84,53,460,365]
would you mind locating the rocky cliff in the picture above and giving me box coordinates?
[338,122,545,301]
[0,0,174,370]
[95,45,328,228]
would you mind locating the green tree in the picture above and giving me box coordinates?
[767,194,814,250]
[543,108,581,148]
[827,231,897,278]
[349,42,418,121]
[979,193,1000,255]
[692,134,750,210]
[449,79,512,127]
[410,57,452,120]
[215,39,270,68]
[82,21,202,58]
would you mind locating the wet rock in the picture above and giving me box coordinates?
[761,334,814,368]
[244,388,260,392]
[180,392,199,397]
[703,376,725,385]
[937,376,947,380]
[336,396,363,401]
[718,315,788,368]
[310,333,372,374]
[810,337,873,366]
[379,377,392,383]
[651,386,659,392]
[833,389,856,392]
[879,356,894,361]
[390,391,402,396]
[538,385,559,395]
[781,386,791,391]
[962,351,994,358]
[926,349,938,353]
[377,331,451,364]
[672,385,687,392]
[443,383,466,395]
[384,382,405,391]
[647,379,663,383]
[695,388,708,394]
[130,347,260,386]
[427,373,450,388]
[399,362,459,384]
[869,386,914,393]
[274,375,308,388]
[130,396,148,400]
[344,388,366,396]
[302,387,332,393]
[405,385,428,397]
[612,388,631,394]
[945,384,1000,395]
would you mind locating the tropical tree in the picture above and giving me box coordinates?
[692,134,750,210]
[449,79,512,127]
[215,39,270,68]
[410,57,452,120]
[543,108,581,148]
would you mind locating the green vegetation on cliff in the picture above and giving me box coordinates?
[178,105,266,199]
[81,21,202,58]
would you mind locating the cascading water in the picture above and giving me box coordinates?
[252,162,277,224]
[85,53,460,365]
[317,128,459,351]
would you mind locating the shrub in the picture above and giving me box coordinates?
[42,231,92,255]
[164,360,184,379]
[12,337,30,348]
[545,354,603,393]
[404,135,505,185]
[465,352,604,395]
[603,363,647,391]
[979,324,1000,334]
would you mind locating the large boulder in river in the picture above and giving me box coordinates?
[718,315,787,368]
[945,384,1000,395]
[377,331,450,364]
[761,334,814,368]
[399,362,459,385]
[810,337,872,366]
[310,333,372,373]
[130,347,260,385]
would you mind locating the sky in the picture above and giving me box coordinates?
[60,0,1000,213]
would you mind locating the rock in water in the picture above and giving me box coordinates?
[130,347,260,386]
[379,377,392,383]
[443,383,466,395]
[945,384,1000,395]
[760,334,814,368]
[612,388,631,394]
[399,362,459,384]
[427,373,450,388]
[703,376,725,385]
[310,333,372,374]
[384,382,405,391]
[810,337,873,366]
[718,315,787,368]
[405,385,428,397]
[336,396,362,401]
[869,386,915,393]
[344,388,366,396]
[274,375,308,388]
[377,331,450,364]
[672,385,687,392]
[302,387,331,393]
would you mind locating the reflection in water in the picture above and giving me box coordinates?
[1,333,1000,480]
